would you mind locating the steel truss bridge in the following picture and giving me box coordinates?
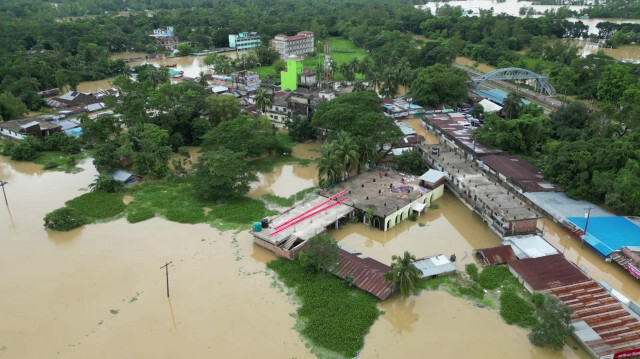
[471,67,556,96]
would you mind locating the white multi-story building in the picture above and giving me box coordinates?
[271,31,314,59]
[229,32,261,50]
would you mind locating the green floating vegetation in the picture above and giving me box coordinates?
[499,288,539,328]
[66,191,126,221]
[267,258,381,358]
[261,187,318,207]
[126,206,155,224]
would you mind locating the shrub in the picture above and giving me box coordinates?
[466,263,480,282]
[44,132,80,154]
[408,213,418,221]
[89,175,124,193]
[2,141,15,156]
[43,207,85,231]
[430,203,439,209]
[349,215,360,223]
[65,191,126,220]
[458,282,485,300]
[478,265,516,290]
[10,141,37,161]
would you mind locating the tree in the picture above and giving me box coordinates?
[43,207,85,231]
[316,142,342,185]
[285,115,316,142]
[410,64,470,106]
[92,140,120,173]
[193,149,257,200]
[502,92,524,120]
[596,63,633,104]
[384,251,421,298]
[333,131,359,180]
[392,150,426,175]
[352,79,367,92]
[202,115,284,157]
[528,294,574,350]
[0,92,28,121]
[470,103,484,119]
[253,46,279,66]
[254,88,273,112]
[176,43,193,57]
[303,233,339,273]
[88,174,124,193]
[134,64,170,89]
[118,123,173,178]
[206,95,240,125]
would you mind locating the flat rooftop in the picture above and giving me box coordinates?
[321,169,431,219]
[433,146,539,222]
[567,216,640,257]
[523,192,613,222]
[252,195,353,245]
[480,154,557,192]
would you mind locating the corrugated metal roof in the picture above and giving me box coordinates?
[545,280,640,358]
[109,170,134,182]
[481,154,556,192]
[413,255,456,278]
[333,244,393,300]
[476,245,517,265]
[508,254,589,291]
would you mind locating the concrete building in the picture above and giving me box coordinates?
[0,116,61,140]
[228,32,261,50]
[149,26,179,51]
[231,71,261,92]
[271,31,315,59]
[281,56,304,91]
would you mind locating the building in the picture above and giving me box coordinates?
[228,32,261,50]
[231,71,261,92]
[0,116,61,140]
[149,26,179,51]
[281,56,304,91]
[271,31,314,59]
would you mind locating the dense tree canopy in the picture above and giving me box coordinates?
[410,64,470,106]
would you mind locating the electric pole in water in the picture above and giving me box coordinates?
[0,180,8,206]
[581,207,593,249]
[160,261,173,297]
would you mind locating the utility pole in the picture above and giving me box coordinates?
[581,207,593,249]
[0,180,8,206]
[160,261,173,297]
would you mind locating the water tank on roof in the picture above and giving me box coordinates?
[261,218,269,229]
[253,222,262,232]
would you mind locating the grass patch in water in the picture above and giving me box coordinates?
[499,287,538,328]
[65,191,126,221]
[267,258,381,358]
[126,207,155,223]
[34,151,85,173]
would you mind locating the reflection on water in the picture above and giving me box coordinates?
[291,141,322,160]
[248,163,318,199]
[365,291,589,359]
[331,191,500,269]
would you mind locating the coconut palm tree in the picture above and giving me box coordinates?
[352,79,367,92]
[254,88,273,112]
[349,58,360,75]
[356,138,378,173]
[316,143,342,184]
[333,131,359,180]
[383,251,421,298]
[502,91,524,119]
[359,58,373,78]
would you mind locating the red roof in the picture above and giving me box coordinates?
[274,34,287,38]
[287,35,307,41]
[333,248,393,300]
[298,30,313,34]
[476,245,517,265]
[508,254,589,291]
[545,280,640,357]
[481,154,557,192]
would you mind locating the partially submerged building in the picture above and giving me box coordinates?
[0,116,61,140]
[333,244,394,300]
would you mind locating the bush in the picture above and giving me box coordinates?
[65,191,126,220]
[478,265,517,290]
[458,282,485,300]
[89,175,124,193]
[43,207,85,231]
[10,141,37,161]
[408,213,418,221]
[466,263,480,282]
[44,132,80,154]
[499,288,538,328]
[2,141,15,156]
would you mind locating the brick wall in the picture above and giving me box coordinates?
[253,237,295,260]
[513,219,537,235]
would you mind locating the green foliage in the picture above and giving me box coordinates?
[89,174,125,193]
[202,115,285,158]
[43,160,58,170]
[343,275,355,288]
[44,132,80,154]
[9,139,37,161]
[384,251,422,298]
[478,265,519,290]
[457,282,485,300]
[193,149,257,201]
[0,91,28,121]
[528,294,574,350]
[285,116,316,143]
[392,150,426,175]
[304,233,339,273]
[65,191,126,221]
[499,288,539,328]
[267,258,381,357]
[261,187,317,207]
[205,95,240,125]
[410,64,470,106]
[43,207,85,231]
[465,263,480,282]
[126,207,155,223]
[474,113,551,156]
[33,151,83,173]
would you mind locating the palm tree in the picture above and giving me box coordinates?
[349,58,360,75]
[352,79,367,92]
[502,92,524,119]
[356,138,377,173]
[254,88,273,112]
[333,131,359,180]
[359,58,373,78]
[383,251,421,298]
[316,143,342,184]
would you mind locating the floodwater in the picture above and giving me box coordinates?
[248,164,318,199]
[572,38,640,63]
[77,51,252,92]
[0,155,314,359]
[1,136,638,359]
[455,56,496,73]
[403,117,439,144]
[417,1,590,18]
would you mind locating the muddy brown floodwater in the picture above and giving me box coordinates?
[1,135,637,359]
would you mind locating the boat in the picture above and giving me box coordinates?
[165,63,177,68]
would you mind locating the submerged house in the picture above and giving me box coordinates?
[108,170,141,185]
[0,116,62,140]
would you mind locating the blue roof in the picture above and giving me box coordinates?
[566,216,640,257]
[476,88,531,106]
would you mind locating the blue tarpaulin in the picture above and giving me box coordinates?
[567,216,640,257]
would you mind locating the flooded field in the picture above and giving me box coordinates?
[2,136,638,358]
[248,163,318,199]
[417,0,589,18]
